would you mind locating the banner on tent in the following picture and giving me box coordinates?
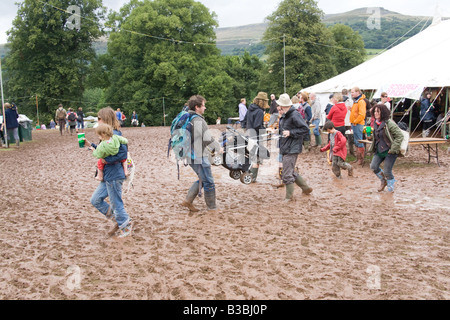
[374,84,424,100]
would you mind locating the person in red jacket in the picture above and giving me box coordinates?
[320,121,353,178]
[327,92,348,136]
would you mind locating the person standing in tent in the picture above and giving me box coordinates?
[245,92,269,183]
[277,93,313,202]
[420,91,435,137]
[180,95,222,212]
[369,104,404,193]
[349,87,367,166]
[4,103,20,147]
[309,92,322,147]
[55,104,67,136]
[380,92,391,110]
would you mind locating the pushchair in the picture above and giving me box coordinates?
[210,126,271,185]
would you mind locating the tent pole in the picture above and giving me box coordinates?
[0,58,7,148]
[409,100,413,134]
[444,87,449,138]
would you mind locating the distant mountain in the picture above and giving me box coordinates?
[215,7,440,56]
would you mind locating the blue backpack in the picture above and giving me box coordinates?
[168,111,199,162]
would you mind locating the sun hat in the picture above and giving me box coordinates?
[255,92,269,101]
[276,93,292,107]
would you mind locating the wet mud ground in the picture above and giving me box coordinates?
[0,126,448,299]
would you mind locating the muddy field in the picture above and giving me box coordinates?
[0,125,449,300]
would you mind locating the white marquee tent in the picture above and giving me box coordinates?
[305,17,450,100]
[303,16,450,134]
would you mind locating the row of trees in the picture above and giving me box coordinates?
[2,0,366,125]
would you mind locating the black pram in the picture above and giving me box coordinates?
[210,126,271,184]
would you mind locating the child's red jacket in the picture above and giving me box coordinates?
[320,130,348,161]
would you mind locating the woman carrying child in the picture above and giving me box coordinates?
[88,107,133,238]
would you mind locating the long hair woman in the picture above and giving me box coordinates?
[368,104,404,192]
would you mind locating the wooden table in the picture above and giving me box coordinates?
[359,138,448,166]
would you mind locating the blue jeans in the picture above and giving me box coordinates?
[77,121,84,129]
[370,152,398,180]
[90,179,130,229]
[312,119,320,136]
[189,157,215,192]
[352,124,364,148]
[7,127,19,142]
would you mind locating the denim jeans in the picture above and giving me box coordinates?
[77,121,84,129]
[370,153,398,180]
[351,124,364,148]
[189,157,215,192]
[312,119,320,136]
[7,127,19,142]
[90,179,130,229]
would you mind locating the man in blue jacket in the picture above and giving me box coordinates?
[4,103,20,147]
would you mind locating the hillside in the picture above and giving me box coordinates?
[215,7,437,55]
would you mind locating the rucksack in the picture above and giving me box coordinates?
[168,111,199,162]
[68,112,76,121]
[57,108,66,120]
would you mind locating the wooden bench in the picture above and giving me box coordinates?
[359,137,448,167]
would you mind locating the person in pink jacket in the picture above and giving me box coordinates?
[320,121,353,178]
[327,92,347,136]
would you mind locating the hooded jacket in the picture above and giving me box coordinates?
[245,103,265,137]
[350,94,367,125]
[327,102,347,127]
[279,107,310,155]
[5,107,19,129]
[320,130,347,161]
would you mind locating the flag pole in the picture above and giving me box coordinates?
[0,57,7,148]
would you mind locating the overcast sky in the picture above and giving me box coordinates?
[1,0,449,44]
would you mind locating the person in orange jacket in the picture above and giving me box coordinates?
[349,87,367,165]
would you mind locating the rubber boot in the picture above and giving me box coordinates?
[386,179,396,193]
[294,175,313,194]
[351,150,360,164]
[204,189,217,210]
[181,181,200,212]
[16,140,20,147]
[316,134,322,147]
[357,147,365,166]
[347,164,354,177]
[284,183,295,202]
[250,167,259,183]
[375,170,387,192]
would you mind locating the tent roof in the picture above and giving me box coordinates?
[304,19,450,98]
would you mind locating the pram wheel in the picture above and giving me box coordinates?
[229,170,241,180]
[240,172,253,185]
[211,154,223,166]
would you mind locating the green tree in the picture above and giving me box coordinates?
[103,0,232,125]
[328,24,366,74]
[4,0,104,121]
[263,0,337,94]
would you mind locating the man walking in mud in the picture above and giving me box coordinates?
[181,95,223,213]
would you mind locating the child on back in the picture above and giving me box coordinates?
[320,121,353,178]
[85,123,128,181]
